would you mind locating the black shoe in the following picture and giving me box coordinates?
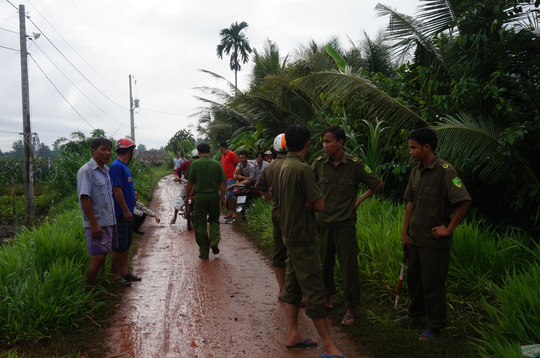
[211,245,220,254]
[199,254,209,259]
[134,230,145,235]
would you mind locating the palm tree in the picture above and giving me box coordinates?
[216,21,253,92]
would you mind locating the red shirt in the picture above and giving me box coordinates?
[221,150,238,180]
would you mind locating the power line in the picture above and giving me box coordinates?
[139,108,190,117]
[23,13,129,111]
[32,40,129,128]
[28,53,95,130]
[4,0,17,11]
[26,0,128,97]
[0,26,17,34]
[0,44,19,52]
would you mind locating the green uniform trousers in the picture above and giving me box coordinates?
[319,224,361,308]
[281,243,327,319]
[193,192,221,258]
[407,244,450,330]
[271,216,287,268]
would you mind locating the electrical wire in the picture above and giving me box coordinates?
[28,53,95,130]
[0,44,19,52]
[0,26,18,34]
[26,0,128,97]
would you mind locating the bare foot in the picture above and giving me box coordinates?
[285,336,317,349]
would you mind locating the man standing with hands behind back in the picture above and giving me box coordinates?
[401,127,471,340]
[110,138,140,286]
[312,126,384,326]
[278,124,343,358]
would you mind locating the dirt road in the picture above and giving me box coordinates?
[105,175,365,358]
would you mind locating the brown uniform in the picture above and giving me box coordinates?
[404,156,471,330]
[312,153,381,308]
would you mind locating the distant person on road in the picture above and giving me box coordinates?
[251,151,268,182]
[173,153,183,182]
[278,124,343,357]
[133,189,161,235]
[264,150,273,163]
[77,137,117,288]
[312,126,384,326]
[110,138,139,286]
[400,128,471,340]
[184,143,226,259]
[255,134,288,299]
[218,141,239,221]
[171,149,199,224]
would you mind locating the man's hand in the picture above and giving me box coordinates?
[90,223,104,240]
[123,210,133,223]
[154,215,161,224]
[305,200,314,210]
[401,232,410,251]
[432,225,451,239]
[221,197,226,209]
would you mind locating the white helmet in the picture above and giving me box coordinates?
[273,133,287,152]
[191,149,199,158]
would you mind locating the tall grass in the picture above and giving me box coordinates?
[0,210,95,344]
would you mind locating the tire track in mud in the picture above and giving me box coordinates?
[105,175,366,358]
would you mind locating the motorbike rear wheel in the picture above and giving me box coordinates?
[186,203,193,231]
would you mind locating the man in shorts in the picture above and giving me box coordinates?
[278,125,343,357]
[218,141,238,221]
[110,138,139,286]
[77,137,117,288]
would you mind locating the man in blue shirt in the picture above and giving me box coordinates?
[110,138,139,286]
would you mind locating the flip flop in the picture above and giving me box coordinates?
[321,353,345,358]
[123,273,142,281]
[285,338,317,349]
[419,328,439,340]
[115,277,132,286]
[341,315,356,325]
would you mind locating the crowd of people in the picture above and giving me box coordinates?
[77,125,471,357]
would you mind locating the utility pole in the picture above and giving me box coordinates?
[19,4,35,224]
[129,74,135,143]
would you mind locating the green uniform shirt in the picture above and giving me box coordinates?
[312,152,381,225]
[278,152,323,247]
[254,153,287,217]
[404,156,472,248]
[186,156,226,193]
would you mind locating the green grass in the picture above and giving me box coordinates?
[242,196,540,358]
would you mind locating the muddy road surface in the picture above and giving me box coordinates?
[105,175,366,358]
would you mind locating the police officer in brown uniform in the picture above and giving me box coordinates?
[278,125,343,358]
[312,126,384,326]
[254,134,288,299]
[401,128,471,340]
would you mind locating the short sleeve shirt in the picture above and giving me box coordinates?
[186,156,226,193]
[404,156,472,248]
[312,152,381,225]
[254,153,287,217]
[109,158,136,217]
[221,150,239,180]
[251,160,268,182]
[236,161,256,182]
[173,157,183,170]
[278,153,323,247]
[77,158,116,227]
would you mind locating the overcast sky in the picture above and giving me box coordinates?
[0,0,420,153]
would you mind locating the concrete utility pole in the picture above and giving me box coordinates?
[19,4,35,224]
[129,74,135,143]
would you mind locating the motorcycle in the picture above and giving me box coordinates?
[233,184,260,219]
[181,186,195,231]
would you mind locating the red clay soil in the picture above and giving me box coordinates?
[105,175,367,358]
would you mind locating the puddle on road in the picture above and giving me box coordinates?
[105,175,362,358]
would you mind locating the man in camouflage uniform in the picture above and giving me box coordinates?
[312,126,384,326]
[401,127,471,340]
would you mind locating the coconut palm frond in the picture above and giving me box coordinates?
[291,71,425,131]
[434,113,538,187]
[416,0,459,37]
[375,3,444,65]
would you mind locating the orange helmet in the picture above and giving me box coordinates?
[115,138,136,151]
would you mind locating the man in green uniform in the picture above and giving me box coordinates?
[278,125,343,358]
[312,126,384,326]
[401,128,471,340]
[254,133,288,299]
[184,143,227,259]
